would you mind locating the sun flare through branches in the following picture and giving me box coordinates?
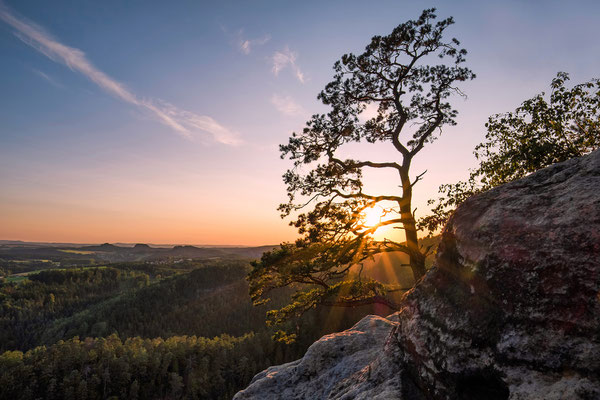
[361,206,383,228]
[355,203,398,241]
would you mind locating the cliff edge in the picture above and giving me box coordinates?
[235,149,600,399]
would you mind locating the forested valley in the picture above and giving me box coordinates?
[0,251,388,399]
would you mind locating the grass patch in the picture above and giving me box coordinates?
[58,250,96,255]
[6,275,29,283]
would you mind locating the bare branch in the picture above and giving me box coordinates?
[411,170,427,187]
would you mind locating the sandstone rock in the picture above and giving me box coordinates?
[236,150,600,399]
[234,315,403,400]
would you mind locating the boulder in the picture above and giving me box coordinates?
[235,149,600,399]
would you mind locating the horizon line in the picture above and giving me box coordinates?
[0,239,279,248]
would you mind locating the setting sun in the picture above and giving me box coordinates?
[358,203,402,241]
[361,206,384,228]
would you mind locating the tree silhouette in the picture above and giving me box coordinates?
[422,72,600,233]
[249,9,475,339]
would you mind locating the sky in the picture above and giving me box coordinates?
[1,0,599,245]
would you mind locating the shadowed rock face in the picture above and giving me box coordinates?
[396,148,600,399]
[235,150,600,400]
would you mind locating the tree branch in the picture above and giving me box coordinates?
[323,295,399,310]
[331,189,404,203]
[330,157,403,173]
[411,170,427,187]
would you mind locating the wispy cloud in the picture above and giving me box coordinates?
[30,68,63,88]
[237,31,270,55]
[220,25,270,55]
[0,4,241,145]
[271,47,305,83]
[270,94,306,117]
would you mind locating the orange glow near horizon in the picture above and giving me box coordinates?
[0,196,298,246]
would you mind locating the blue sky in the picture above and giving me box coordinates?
[1,0,599,244]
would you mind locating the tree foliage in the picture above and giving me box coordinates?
[249,9,474,339]
[0,333,267,400]
[0,267,150,352]
[422,72,600,233]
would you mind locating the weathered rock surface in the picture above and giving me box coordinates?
[235,150,600,399]
[234,315,402,400]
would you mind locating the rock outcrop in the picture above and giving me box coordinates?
[235,150,600,400]
[235,315,403,399]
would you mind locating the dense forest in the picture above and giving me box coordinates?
[0,255,387,399]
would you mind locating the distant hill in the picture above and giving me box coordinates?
[79,243,122,252]
[0,241,280,270]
